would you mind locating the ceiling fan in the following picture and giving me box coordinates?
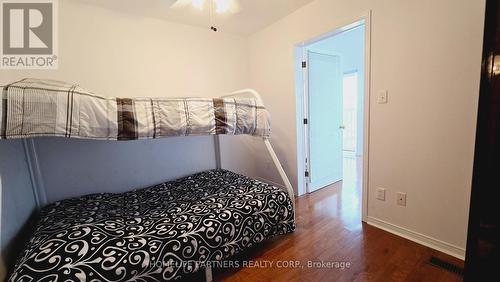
[171,0,240,32]
[171,0,241,14]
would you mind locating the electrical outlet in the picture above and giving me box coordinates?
[397,192,407,206]
[376,188,386,201]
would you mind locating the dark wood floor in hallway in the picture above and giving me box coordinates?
[212,182,464,282]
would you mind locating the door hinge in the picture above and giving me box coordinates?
[303,118,308,124]
[305,171,309,177]
[302,61,307,68]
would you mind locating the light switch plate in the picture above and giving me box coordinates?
[377,90,388,104]
[376,188,386,201]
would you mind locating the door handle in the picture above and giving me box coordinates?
[339,125,345,130]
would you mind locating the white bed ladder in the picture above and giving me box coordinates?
[218,89,295,207]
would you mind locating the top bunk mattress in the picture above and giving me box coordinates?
[0,78,271,140]
[9,169,295,281]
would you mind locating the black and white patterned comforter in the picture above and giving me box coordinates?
[9,170,295,281]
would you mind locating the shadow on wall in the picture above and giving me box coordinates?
[32,136,218,203]
[0,140,39,279]
[1,210,38,279]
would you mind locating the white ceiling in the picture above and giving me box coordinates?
[78,0,315,35]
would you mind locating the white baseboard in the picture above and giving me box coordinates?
[253,176,286,190]
[253,177,466,260]
[366,216,465,260]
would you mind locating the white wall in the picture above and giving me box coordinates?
[0,0,257,203]
[248,0,485,258]
[0,0,249,97]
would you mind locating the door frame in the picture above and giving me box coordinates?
[294,11,371,222]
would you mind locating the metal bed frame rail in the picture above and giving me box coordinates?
[219,89,295,206]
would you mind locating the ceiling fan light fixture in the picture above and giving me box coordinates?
[192,0,205,10]
[214,0,231,14]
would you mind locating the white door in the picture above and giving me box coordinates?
[307,51,344,192]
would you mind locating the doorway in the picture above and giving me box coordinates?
[294,15,370,221]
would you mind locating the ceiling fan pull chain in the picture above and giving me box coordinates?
[209,0,217,32]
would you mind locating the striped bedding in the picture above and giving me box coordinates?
[0,79,270,140]
[8,170,295,281]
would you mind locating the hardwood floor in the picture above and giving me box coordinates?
[208,155,464,281]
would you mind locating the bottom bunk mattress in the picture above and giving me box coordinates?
[9,169,295,281]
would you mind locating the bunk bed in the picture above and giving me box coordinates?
[1,79,295,281]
